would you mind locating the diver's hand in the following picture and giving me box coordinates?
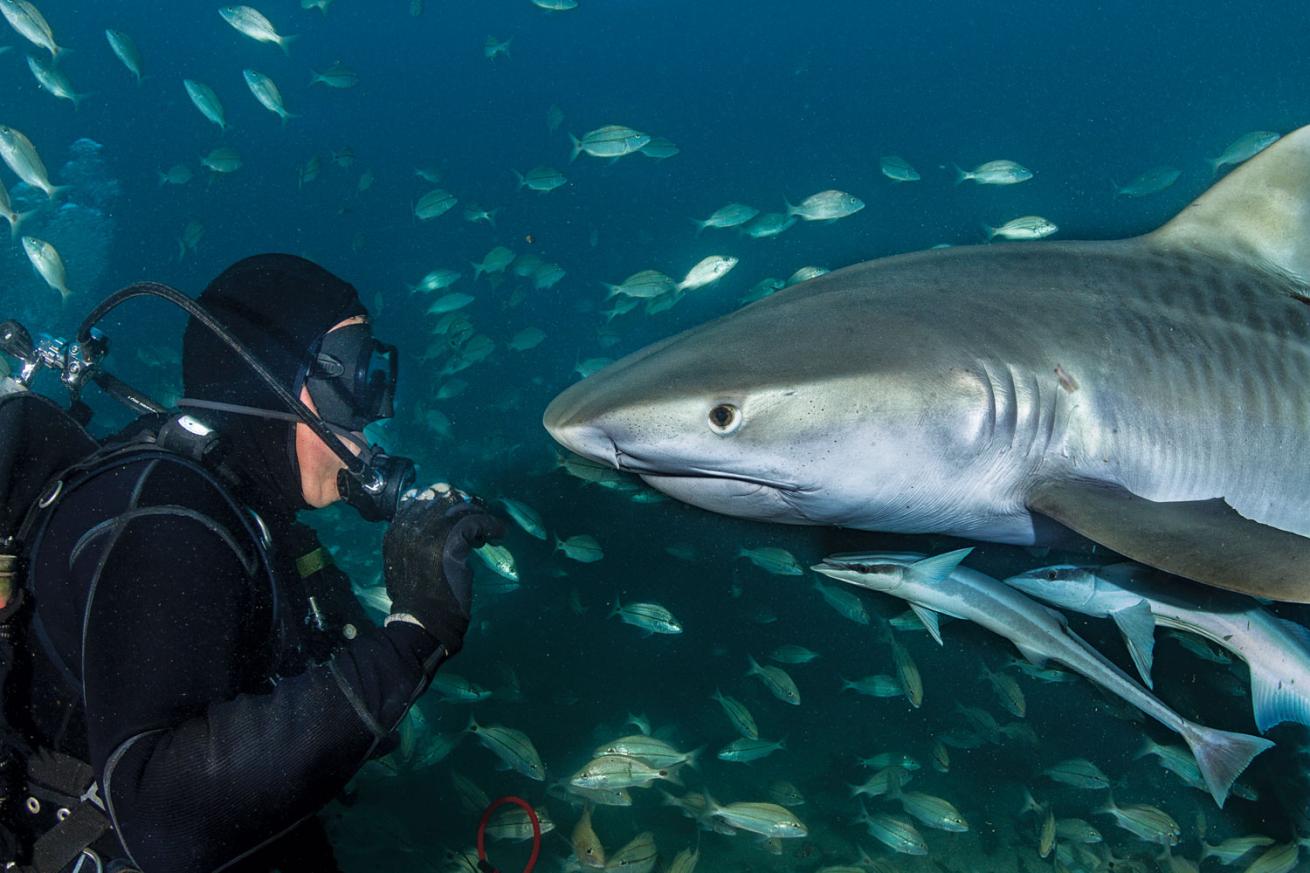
[382,483,504,655]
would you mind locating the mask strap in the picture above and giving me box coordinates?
[180,397,300,423]
[178,398,377,459]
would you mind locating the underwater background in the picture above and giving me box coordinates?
[4,1,1310,871]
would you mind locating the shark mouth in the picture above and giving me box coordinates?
[611,445,820,524]
[613,446,802,494]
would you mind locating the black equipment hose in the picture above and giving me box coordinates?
[76,281,369,479]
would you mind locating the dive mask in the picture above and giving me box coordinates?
[306,323,398,431]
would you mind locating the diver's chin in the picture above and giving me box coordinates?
[637,474,809,525]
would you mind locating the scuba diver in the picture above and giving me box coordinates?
[0,254,502,872]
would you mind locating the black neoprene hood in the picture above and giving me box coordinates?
[182,253,368,513]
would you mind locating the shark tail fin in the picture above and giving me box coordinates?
[1179,720,1273,808]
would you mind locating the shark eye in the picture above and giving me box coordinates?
[708,403,741,434]
[1045,570,1059,581]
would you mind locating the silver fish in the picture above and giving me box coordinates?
[1042,757,1111,790]
[746,655,800,705]
[1209,130,1280,174]
[677,255,737,292]
[954,159,1032,184]
[515,166,566,192]
[593,736,697,769]
[570,125,649,160]
[743,212,797,239]
[705,797,806,839]
[787,189,864,221]
[21,236,69,298]
[0,0,60,58]
[609,598,682,635]
[26,54,84,107]
[717,737,784,763]
[1095,799,1181,846]
[219,6,294,53]
[556,534,603,562]
[570,755,677,790]
[184,79,228,130]
[466,717,545,780]
[0,125,62,197]
[856,806,927,855]
[897,790,968,832]
[710,689,758,739]
[603,832,656,873]
[1116,166,1181,197]
[243,69,293,123]
[310,62,357,88]
[986,215,1057,241]
[105,29,142,82]
[880,155,920,182]
[813,579,869,624]
[738,546,802,575]
[694,202,759,232]
[497,498,547,540]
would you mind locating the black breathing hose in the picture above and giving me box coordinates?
[75,281,369,479]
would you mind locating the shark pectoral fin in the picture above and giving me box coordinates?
[1027,479,1310,604]
[1109,600,1157,689]
[1147,125,1310,285]
[909,603,944,646]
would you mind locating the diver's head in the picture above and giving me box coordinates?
[294,313,401,507]
[182,254,403,516]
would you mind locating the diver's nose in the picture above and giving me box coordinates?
[542,388,618,467]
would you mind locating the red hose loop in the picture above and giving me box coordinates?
[476,795,541,873]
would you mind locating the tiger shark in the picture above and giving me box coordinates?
[544,125,1310,604]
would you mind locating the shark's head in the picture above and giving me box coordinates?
[543,264,1003,530]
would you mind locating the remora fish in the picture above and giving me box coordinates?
[808,549,1272,807]
[541,125,1310,605]
[1004,562,1310,732]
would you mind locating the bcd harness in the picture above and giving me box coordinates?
[0,391,353,873]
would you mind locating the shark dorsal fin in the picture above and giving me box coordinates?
[1148,126,1310,283]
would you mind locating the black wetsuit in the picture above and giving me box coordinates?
[17,443,438,872]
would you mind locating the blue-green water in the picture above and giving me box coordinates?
[3,2,1310,871]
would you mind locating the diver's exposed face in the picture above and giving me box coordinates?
[296,315,367,508]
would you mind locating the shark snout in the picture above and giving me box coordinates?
[543,387,619,468]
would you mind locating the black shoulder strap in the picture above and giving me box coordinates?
[20,445,283,695]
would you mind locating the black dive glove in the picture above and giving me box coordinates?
[382,483,504,655]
